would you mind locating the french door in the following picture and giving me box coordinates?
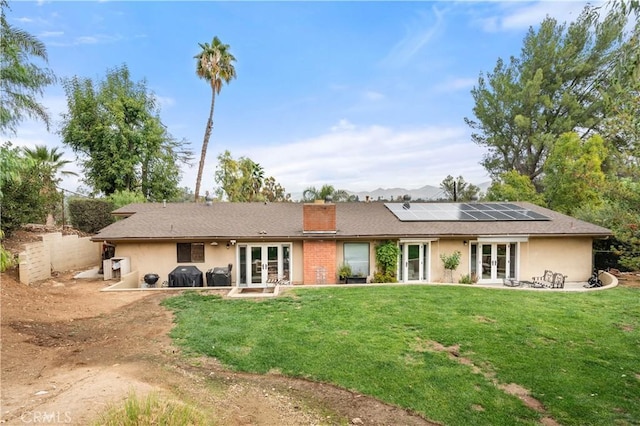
[399,242,430,283]
[474,242,517,283]
[238,244,291,286]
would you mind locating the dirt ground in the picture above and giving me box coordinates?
[1,230,638,425]
[1,229,436,425]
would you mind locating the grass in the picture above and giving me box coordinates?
[92,391,211,426]
[162,286,640,425]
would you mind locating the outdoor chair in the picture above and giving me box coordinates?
[532,270,554,288]
[550,272,566,289]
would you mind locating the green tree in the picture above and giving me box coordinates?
[0,0,55,134]
[0,140,30,199]
[485,170,546,206]
[543,132,607,215]
[302,184,354,202]
[194,36,236,201]
[439,175,480,202]
[214,151,287,202]
[261,176,291,202]
[465,5,630,184]
[22,145,77,221]
[0,143,47,235]
[60,65,192,199]
[575,177,640,270]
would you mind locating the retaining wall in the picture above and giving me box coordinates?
[18,233,102,284]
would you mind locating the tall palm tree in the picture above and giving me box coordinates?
[193,36,236,201]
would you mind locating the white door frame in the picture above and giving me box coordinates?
[237,243,291,287]
[473,237,525,284]
[398,240,433,283]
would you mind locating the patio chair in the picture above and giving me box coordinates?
[551,272,566,289]
[532,270,554,288]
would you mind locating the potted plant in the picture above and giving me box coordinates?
[338,263,352,284]
[346,272,367,284]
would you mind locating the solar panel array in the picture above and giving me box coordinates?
[384,202,550,222]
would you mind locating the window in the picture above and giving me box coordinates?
[344,243,369,276]
[177,243,205,263]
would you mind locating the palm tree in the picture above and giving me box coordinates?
[0,0,55,134]
[22,145,77,186]
[302,184,355,202]
[193,36,236,201]
[21,145,77,223]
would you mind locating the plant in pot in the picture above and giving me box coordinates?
[338,263,352,284]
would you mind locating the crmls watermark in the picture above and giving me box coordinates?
[20,411,72,424]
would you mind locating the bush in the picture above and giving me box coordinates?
[68,198,115,234]
[458,274,475,284]
[375,240,400,281]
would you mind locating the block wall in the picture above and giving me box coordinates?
[19,232,102,284]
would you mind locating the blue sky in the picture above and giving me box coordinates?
[6,0,595,196]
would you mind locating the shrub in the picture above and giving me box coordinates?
[375,240,400,282]
[68,198,115,234]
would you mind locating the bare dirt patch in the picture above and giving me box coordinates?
[1,269,434,425]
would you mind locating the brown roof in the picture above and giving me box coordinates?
[91,201,612,242]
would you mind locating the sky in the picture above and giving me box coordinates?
[5,0,597,197]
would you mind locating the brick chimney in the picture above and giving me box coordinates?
[303,202,336,234]
[302,201,337,284]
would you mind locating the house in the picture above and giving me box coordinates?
[90,200,612,287]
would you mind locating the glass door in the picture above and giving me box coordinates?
[239,244,291,286]
[476,242,516,283]
[399,242,430,282]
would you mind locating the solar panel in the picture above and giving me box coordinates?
[384,202,550,222]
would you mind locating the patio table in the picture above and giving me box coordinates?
[503,279,534,287]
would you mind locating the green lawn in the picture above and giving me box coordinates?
[162,286,640,425]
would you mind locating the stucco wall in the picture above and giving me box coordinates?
[112,236,595,286]
[522,237,593,281]
[18,233,102,284]
[113,241,306,286]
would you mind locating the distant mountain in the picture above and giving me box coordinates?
[350,181,492,202]
[290,182,491,202]
[350,185,443,202]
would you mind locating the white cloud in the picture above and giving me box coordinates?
[39,30,64,38]
[330,119,356,132]
[435,77,477,92]
[219,121,489,194]
[155,95,176,110]
[363,90,385,101]
[383,6,445,66]
[476,1,596,33]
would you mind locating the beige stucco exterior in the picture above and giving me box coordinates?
[109,235,596,288]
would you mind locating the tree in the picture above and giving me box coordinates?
[439,175,480,201]
[543,132,607,215]
[22,145,77,221]
[194,36,236,201]
[0,0,55,134]
[261,176,291,202]
[0,143,47,235]
[60,65,192,199]
[465,5,630,185]
[302,184,355,202]
[485,170,546,206]
[214,150,288,202]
